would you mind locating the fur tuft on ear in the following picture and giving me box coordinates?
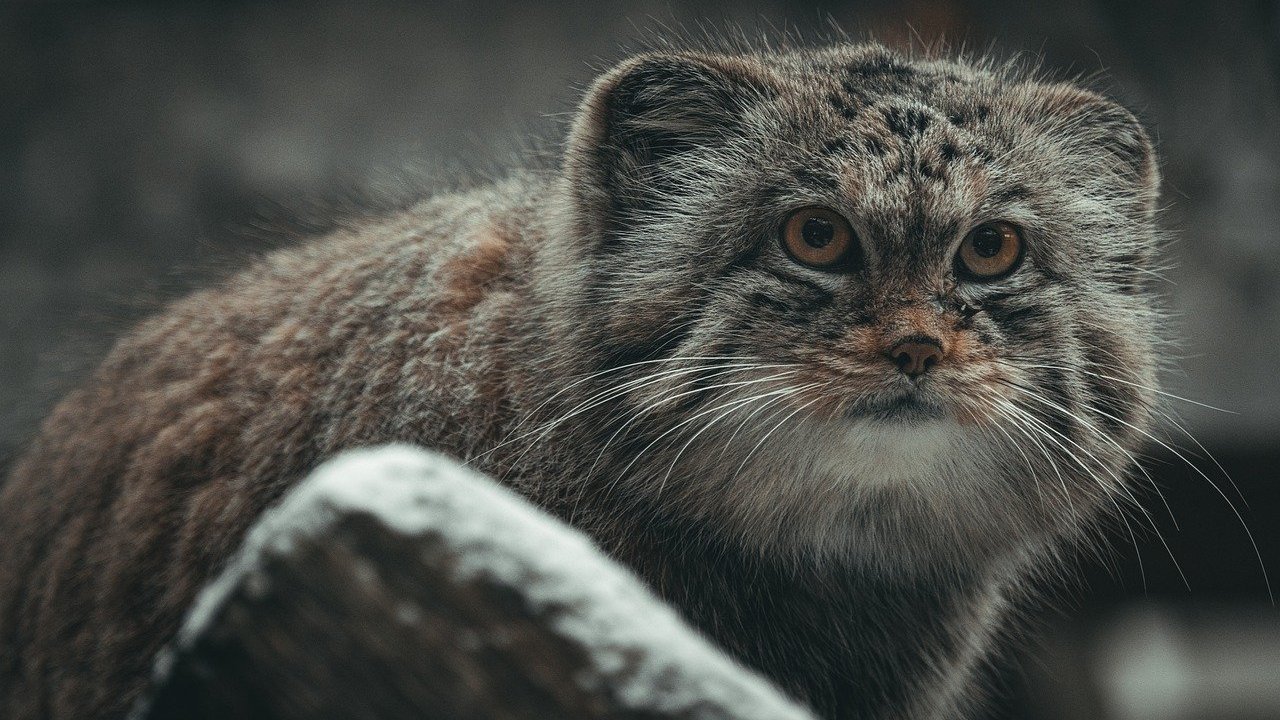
[1036,84,1161,217]
[562,53,776,242]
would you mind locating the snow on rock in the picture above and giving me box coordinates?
[162,444,817,720]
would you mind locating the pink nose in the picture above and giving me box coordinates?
[889,339,944,378]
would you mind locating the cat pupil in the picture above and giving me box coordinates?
[802,217,834,248]
[973,227,1003,257]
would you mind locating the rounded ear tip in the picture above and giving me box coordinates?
[564,50,766,167]
[577,50,771,119]
[1038,83,1160,196]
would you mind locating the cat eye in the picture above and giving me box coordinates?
[781,207,856,269]
[956,221,1023,280]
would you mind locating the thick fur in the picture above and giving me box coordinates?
[0,43,1161,719]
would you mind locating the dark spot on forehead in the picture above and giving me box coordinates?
[848,54,916,79]
[792,166,839,191]
[938,143,959,162]
[971,145,996,164]
[863,136,887,156]
[884,106,931,138]
[838,78,870,100]
[947,101,992,127]
[828,92,859,121]
[822,137,851,155]
[991,185,1029,204]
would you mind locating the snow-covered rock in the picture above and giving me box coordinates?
[133,445,816,720]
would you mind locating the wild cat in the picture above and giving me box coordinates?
[0,41,1165,719]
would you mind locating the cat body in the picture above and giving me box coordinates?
[0,43,1162,719]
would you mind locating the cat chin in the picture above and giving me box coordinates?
[827,416,974,489]
[670,409,1008,566]
[685,412,1049,571]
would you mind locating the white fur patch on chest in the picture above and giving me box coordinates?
[823,418,976,492]
[696,411,1012,565]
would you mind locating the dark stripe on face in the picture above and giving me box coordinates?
[1104,252,1149,296]
[1080,330,1140,438]
[749,292,792,314]
[1083,366,1133,437]
[591,321,692,377]
[1034,364,1078,445]
[582,273,699,375]
[977,290,1018,305]
[987,303,1054,341]
[750,266,836,306]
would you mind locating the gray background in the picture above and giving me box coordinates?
[2,2,1278,718]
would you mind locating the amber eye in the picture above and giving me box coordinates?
[956,221,1024,280]
[781,207,856,269]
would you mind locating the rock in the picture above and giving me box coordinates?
[131,445,815,720]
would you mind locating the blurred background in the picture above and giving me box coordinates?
[1,1,1277,718]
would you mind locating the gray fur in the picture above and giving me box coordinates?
[0,43,1162,720]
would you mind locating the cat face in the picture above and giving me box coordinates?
[555,45,1162,569]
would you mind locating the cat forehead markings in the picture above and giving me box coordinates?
[735,51,1027,253]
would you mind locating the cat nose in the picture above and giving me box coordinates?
[889,337,944,378]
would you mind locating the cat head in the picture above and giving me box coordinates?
[548,44,1163,570]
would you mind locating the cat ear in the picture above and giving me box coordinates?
[563,53,776,240]
[1038,85,1161,217]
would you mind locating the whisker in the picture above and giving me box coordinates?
[995,380,1202,596]
[485,360,782,470]
[995,375,1180,530]
[582,368,803,485]
[995,392,1186,592]
[968,388,1047,507]
[714,385,810,464]
[988,396,1082,527]
[731,390,830,482]
[654,382,825,499]
[999,358,1236,414]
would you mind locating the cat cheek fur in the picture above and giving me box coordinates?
[551,49,1162,571]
